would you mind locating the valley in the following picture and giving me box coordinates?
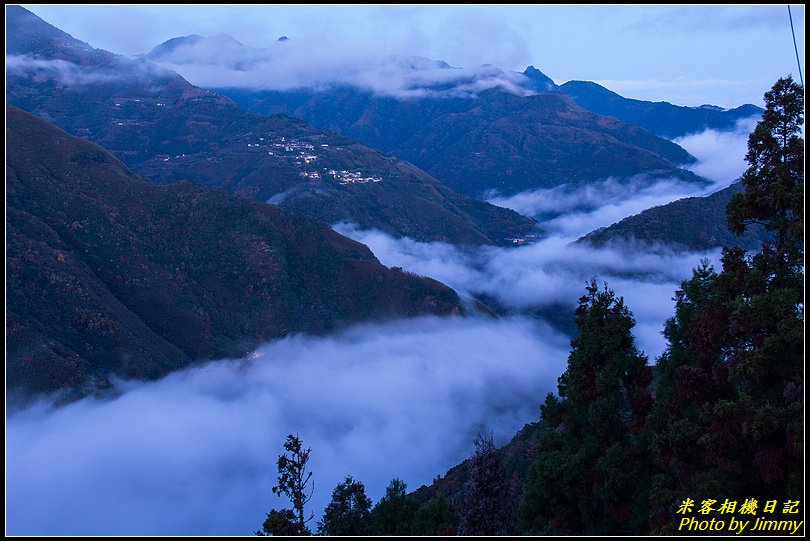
[5,4,803,537]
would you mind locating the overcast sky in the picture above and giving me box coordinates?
[19,4,805,108]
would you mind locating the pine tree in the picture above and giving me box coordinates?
[317,476,372,536]
[520,281,653,534]
[368,479,418,535]
[458,428,513,535]
[256,509,300,537]
[648,76,804,533]
[727,75,804,255]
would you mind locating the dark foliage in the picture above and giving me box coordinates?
[458,428,513,535]
[410,421,543,525]
[272,434,314,535]
[256,508,300,537]
[727,76,804,253]
[367,479,418,535]
[520,281,653,535]
[317,476,372,536]
[648,76,804,533]
[256,434,314,536]
[411,493,459,536]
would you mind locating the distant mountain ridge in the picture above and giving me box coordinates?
[559,80,763,139]
[577,182,770,251]
[143,30,762,143]
[6,6,533,245]
[217,83,703,198]
[134,31,715,198]
[7,105,464,398]
[146,33,270,70]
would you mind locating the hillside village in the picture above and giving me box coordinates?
[263,136,385,185]
[110,99,388,188]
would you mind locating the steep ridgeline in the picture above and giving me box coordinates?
[7,106,463,398]
[560,80,763,139]
[214,72,704,198]
[577,182,770,251]
[6,6,533,245]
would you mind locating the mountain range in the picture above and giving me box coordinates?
[7,105,464,398]
[6,6,533,245]
[5,7,767,398]
[215,79,704,198]
[146,33,762,141]
[143,33,770,255]
[559,80,763,139]
[138,34,722,198]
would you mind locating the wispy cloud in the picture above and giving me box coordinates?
[151,36,535,97]
[335,223,720,360]
[6,54,122,86]
[673,116,760,185]
[486,175,710,238]
[433,10,531,68]
[6,54,171,86]
[626,6,791,33]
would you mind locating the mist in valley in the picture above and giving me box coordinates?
[5,102,757,536]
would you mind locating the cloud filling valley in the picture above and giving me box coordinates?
[6,97,757,536]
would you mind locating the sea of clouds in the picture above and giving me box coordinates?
[6,107,756,535]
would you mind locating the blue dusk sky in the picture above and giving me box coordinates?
[18,4,806,108]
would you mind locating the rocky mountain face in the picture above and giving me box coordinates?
[7,106,463,398]
[6,6,533,245]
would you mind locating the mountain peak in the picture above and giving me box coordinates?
[148,33,250,58]
[522,66,557,92]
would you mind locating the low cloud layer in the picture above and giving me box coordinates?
[673,116,759,185]
[6,54,124,86]
[336,224,718,360]
[487,115,759,239]
[7,316,567,535]
[147,35,535,98]
[6,53,172,87]
[486,175,711,238]
[336,167,733,361]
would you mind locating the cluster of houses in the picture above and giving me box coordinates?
[506,233,541,246]
[328,170,383,185]
[268,137,328,155]
[260,136,385,186]
[150,130,386,186]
